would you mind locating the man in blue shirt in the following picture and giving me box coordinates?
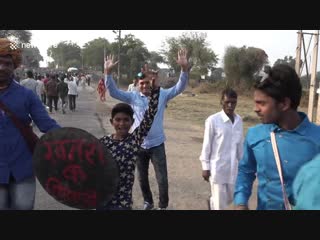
[234,64,320,210]
[0,38,60,210]
[105,49,190,210]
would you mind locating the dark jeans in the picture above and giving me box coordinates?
[136,143,169,208]
[0,175,36,210]
[47,96,58,112]
[60,96,67,113]
[68,95,76,110]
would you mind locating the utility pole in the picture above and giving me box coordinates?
[118,30,121,86]
[295,30,302,77]
[113,30,121,86]
[81,53,84,70]
[308,30,319,122]
[301,34,309,81]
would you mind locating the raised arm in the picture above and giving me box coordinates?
[104,54,134,104]
[163,49,190,101]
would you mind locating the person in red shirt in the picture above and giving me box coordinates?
[97,77,106,102]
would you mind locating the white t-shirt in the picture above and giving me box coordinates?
[68,80,78,95]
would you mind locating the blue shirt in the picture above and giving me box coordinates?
[234,112,320,210]
[0,80,60,184]
[105,72,189,149]
[293,153,320,210]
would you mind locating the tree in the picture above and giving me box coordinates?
[47,61,56,69]
[109,34,150,81]
[273,56,296,69]
[22,47,43,68]
[0,30,31,43]
[47,41,81,69]
[209,67,224,82]
[65,59,81,68]
[82,38,110,71]
[161,32,218,77]
[148,51,165,70]
[223,45,268,88]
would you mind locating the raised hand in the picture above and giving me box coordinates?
[141,62,149,74]
[176,49,190,72]
[104,55,119,75]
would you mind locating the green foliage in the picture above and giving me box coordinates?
[208,67,224,82]
[65,59,81,68]
[148,51,164,69]
[161,32,218,76]
[273,55,296,69]
[223,45,268,88]
[47,61,56,69]
[116,34,150,80]
[47,41,81,69]
[22,47,43,68]
[82,38,110,71]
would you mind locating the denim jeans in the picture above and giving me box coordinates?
[68,95,76,110]
[60,96,68,113]
[47,96,58,112]
[0,175,36,210]
[136,143,169,208]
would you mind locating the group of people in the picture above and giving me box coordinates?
[103,54,320,210]
[18,71,82,114]
[199,64,320,210]
[0,36,320,210]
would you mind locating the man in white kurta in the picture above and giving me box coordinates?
[199,89,244,210]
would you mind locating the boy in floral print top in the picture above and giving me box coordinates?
[98,55,160,210]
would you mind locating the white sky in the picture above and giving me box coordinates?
[30,30,319,74]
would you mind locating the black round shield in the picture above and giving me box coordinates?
[33,127,119,209]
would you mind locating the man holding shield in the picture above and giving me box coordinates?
[0,38,60,210]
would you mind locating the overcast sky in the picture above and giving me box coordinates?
[30,30,318,73]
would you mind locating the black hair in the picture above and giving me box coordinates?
[254,64,302,110]
[111,103,134,120]
[221,88,237,102]
[26,70,33,78]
